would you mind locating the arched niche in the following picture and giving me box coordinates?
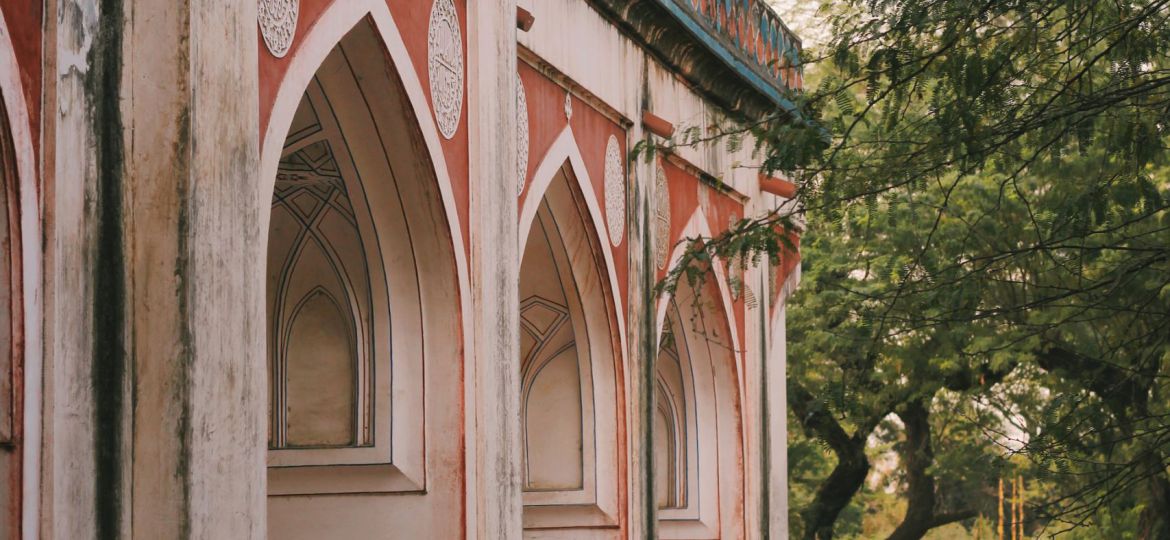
[518,162,622,531]
[0,10,38,532]
[655,316,689,511]
[0,87,22,540]
[656,278,746,539]
[263,16,462,519]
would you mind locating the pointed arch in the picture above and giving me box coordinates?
[0,7,41,537]
[518,126,625,530]
[653,208,748,539]
[521,126,627,360]
[259,1,469,336]
[655,208,740,355]
[260,4,468,538]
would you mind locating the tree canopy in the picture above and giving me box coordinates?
[647,0,1170,538]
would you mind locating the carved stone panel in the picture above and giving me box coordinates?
[604,135,625,245]
[517,74,529,196]
[428,0,464,139]
[654,164,672,269]
[258,0,298,58]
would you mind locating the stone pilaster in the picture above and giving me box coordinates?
[466,1,522,538]
[45,0,263,537]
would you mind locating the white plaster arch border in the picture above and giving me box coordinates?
[518,126,629,528]
[0,9,42,539]
[653,207,748,538]
[654,208,742,378]
[257,0,474,501]
[520,126,628,370]
[259,3,469,289]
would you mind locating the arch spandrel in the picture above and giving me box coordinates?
[260,1,473,257]
[657,157,751,354]
[518,60,632,311]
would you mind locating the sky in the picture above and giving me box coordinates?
[768,0,829,49]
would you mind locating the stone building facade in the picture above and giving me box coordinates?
[0,0,802,537]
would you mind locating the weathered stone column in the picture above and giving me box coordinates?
[466,1,521,538]
[768,291,792,540]
[45,0,263,537]
[627,88,656,538]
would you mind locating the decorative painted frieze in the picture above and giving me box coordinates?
[677,0,802,89]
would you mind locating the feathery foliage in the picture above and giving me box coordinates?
[645,0,1170,538]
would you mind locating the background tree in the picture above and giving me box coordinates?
[649,0,1170,538]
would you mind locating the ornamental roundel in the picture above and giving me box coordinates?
[564,93,573,120]
[604,135,625,245]
[769,260,779,297]
[654,164,672,270]
[428,0,464,140]
[728,214,742,300]
[517,74,530,196]
[258,0,298,58]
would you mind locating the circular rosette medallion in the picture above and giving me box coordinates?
[517,74,529,196]
[258,0,298,58]
[428,0,464,139]
[654,164,672,270]
[604,135,625,245]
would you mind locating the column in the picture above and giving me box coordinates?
[46,0,263,537]
[466,1,522,538]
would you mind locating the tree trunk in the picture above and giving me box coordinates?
[887,400,936,540]
[790,383,871,540]
[1138,456,1170,540]
[803,436,869,540]
[886,399,977,540]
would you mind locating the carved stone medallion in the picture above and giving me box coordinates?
[428,0,464,139]
[258,0,298,58]
[769,260,779,298]
[604,135,625,245]
[517,74,529,196]
[728,214,742,300]
[564,92,573,120]
[654,164,672,270]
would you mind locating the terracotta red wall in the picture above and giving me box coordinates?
[0,3,39,535]
[258,0,470,257]
[0,1,42,160]
[517,59,632,536]
[660,158,748,352]
[518,61,630,311]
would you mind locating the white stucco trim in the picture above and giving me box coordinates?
[258,0,473,510]
[654,208,740,370]
[520,126,629,379]
[766,264,799,538]
[651,207,746,538]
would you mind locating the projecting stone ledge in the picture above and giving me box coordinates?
[587,0,804,120]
